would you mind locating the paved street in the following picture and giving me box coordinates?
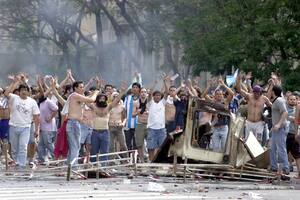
[0,176,299,200]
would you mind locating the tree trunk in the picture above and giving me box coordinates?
[95,0,140,70]
[95,9,105,72]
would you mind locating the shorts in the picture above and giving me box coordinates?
[0,119,9,140]
[80,123,92,145]
[245,120,264,142]
[135,123,147,148]
[286,133,300,159]
[165,121,176,134]
[146,128,167,150]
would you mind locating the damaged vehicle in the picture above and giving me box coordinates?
[152,97,275,181]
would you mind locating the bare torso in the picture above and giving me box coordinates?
[81,106,93,127]
[92,105,111,130]
[165,102,176,122]
[247,95,266,122]
[68,93,84,121]
[109,103,124,126]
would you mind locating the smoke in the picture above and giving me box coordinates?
[0,0,177,89]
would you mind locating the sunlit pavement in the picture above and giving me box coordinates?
[0,176,299,200]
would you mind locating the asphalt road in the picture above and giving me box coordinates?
[0,176,299,200]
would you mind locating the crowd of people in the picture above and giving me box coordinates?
[0,70,299,179]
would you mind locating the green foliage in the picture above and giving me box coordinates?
[174,0,300,90]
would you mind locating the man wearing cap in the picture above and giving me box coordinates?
[236,76,272,143]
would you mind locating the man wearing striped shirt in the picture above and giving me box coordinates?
[124,82,140,150]
[0,87,10,144]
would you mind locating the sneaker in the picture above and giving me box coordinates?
[280,175,291,181]
[282,170,290,175]
[29,162,37,170]
[36,160,46,166]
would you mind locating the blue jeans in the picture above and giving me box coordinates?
[37,131,56,162]
[9,125,30,167]
[211,125,228,152]
[80,123,92,145]
[270,127,289,173]
[91,129,110,163]
[0,119,9,141]
[66,119,81,164]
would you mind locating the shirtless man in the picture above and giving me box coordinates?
[89,83,126,163]
[108,91,128,157]
[0,88,10,143]
[66,81,99,164]
[0,87,10,158]
[165,85,177,134]
[79,103,94,164]
[133,88,149,162]
[236,75,272,143]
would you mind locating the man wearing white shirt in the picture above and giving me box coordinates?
[5,82,40,169]
[147,90,167,161]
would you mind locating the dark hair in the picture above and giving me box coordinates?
[272,85,282,97]
[89,86,97,92]
[194,86,202,97]
[72,81,83,91]
[30,85,39,95]
[18,84,30,92]
[13,88,20,94]
[104,84,113,90]
[152,90,162,97]
[214,89,223,94]
[84,91,90,96]
[63,84,72,96]
[132,82,141,89]
[169,85,176,90]
[96,93,108,102]
[95,93,108,107]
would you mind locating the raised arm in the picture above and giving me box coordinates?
[202,80,214,101]
[59,69,74,89]
[186,79,198,97]
[4,75,20,97]
[73,90,99,104]
[50,77,66,106]
[109,82,127,110]
[263,96,272,107]
[84,76,96,91]
[236,74,250,99]
[218,78,234,104]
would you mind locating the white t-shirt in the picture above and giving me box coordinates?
[9,94,40,128]
[147,99,166,129]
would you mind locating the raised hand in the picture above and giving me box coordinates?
[8,74,15,81]
[218,77,225,86]
[186,78,192,88]
[206,79,213,87]
[119,81,128,94]
[245,72,252,80]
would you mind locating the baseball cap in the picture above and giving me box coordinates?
[253,85,262,93]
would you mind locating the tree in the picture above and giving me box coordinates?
[175,0,300,90]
